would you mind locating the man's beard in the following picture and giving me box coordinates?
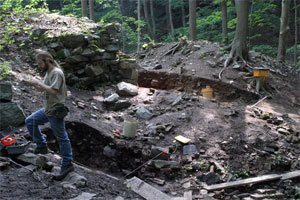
[42,64,49,72]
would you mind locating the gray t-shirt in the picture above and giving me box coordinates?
[43,67,67,116]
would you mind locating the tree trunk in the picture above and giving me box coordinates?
[117,0,125,52]
[89,0,95,21]
[221,0,228,43]
[137,0,141,53]
[143,0,152,36]
[166,3,170,34]
[189,0,196,41]
[169,0,175,40]
[277,0,291,62]
[294,0,298,66]
[181,2,186,27]
[81,0,88,18]
[224,0,249,68]
[150,0,156,40]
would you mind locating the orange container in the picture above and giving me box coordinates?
[202,86,213,98]
[253,70,269,77]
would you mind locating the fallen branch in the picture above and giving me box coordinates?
[249,96,269,108]
[204,170,300,191]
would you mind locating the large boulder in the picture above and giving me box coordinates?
[0,83,13,102]
[0,102,26,129]
[116,82,138,96]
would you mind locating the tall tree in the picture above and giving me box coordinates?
[221,0,228,43]
[150,0,156,40]
[169,0,175,40]
[181,1,186,27]
[277,0,291,62]
[143,0,152,36]
[294,0,298,66]
[81,0,88,18]
[189,0,196,41]
[137,0,141,53]
[89,0,95,21]
[224,0,250,68]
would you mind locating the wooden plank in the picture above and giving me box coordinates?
[204,174,282,191]
[281,170,300,180]
[125,177,172,200]
[184,191,192,200]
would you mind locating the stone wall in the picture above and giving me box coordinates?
[35,23,138,90]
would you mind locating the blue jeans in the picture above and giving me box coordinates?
[25,108,73,166]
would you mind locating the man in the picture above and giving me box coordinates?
[25,50,73,180]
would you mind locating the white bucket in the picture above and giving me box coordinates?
[123,119,137,138]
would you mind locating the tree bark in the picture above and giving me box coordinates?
[89,0,95,21]
[117,0,125,52]
[181,1,186,27]
[150,0,156,40]
[143,0,152,37]
[294,0,298,66]
[169,0,175,40]
[137,0,141,53]
[277,0,291,62]
[166,3,170,34]
[81,0,88,18]
[221,0,228,43]
[189,0,196,41]
[224,0,249,68]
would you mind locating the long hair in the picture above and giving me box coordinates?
[35,50,61,69]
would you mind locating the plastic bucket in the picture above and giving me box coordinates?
[123,119,137,138]
[202,86,213,99]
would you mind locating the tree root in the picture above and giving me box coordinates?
[219,48,249,80]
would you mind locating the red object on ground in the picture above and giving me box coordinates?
[1,136,17,146]
[162,150,168,156]
[115,130,120,134]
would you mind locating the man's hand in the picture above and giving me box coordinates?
[28,78,40,86]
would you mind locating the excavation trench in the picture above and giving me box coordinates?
[42,121,150,177]
[138,70,259,102]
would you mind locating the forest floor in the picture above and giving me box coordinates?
[1,13,300,200]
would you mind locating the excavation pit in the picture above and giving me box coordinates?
[42,121,150,177]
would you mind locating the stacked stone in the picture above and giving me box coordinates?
[0,83,26,130]
[40,23,138,90]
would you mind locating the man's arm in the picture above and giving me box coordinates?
[27,78,58,95]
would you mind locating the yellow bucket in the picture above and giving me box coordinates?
[202,86,213,98]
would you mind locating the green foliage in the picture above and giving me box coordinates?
[0,0,48,14]
[252,45,277,57]
[234,170,249,178]
[0,61,12,80]
[60,0,81,17]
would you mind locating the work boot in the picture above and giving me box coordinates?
[33,147,48,154]
[54,163,74,181]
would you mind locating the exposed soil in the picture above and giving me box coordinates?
[1,13,300,200]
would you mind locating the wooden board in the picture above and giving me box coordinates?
[281,170,300,180]
[125,177,172,200]
[204,174,282,191]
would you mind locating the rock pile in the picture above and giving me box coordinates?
[0,83,26,130]
[34,23,138,90]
